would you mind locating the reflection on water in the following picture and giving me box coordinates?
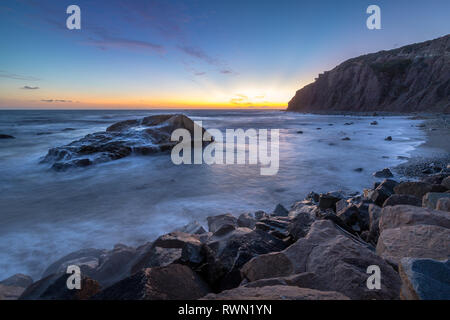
[0,109,425,279]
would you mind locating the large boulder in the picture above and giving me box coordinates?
[318,192,343,211]
[237,213,256,229]
[42,114,211,170]
[42,244,152,288]
[378,205,450,233]
[376,225,450,265]
[422,192,450,210]
[201,228,287,291]
[0,273,34,300]
[93,264,210,300]
[399,258,450,300]
[383,194,421,207]
[131,232,203,274]
[437,198,450,211]
[394,182,433,199]
[207,214,238,234]
[19,273,101,300]
[202,285,349,300]
[255,216,292,240]
[241,220,401,300]
[175,221,206,234]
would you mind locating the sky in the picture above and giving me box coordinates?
[0,0,449,109]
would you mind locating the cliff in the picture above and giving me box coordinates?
[287,34,450,113]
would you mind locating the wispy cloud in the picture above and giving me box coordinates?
[41,99,72,103]
[178,45,237,75]
[0,70,40,81]
[85,36,165,53]
[21,86,39,90]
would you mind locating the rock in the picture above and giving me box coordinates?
[442,176,450,189]
[370,121,378,125]
[19,273,101,300]
[385,136,392,141]
[201,228,287,291]
[394,182,433,199]
[0,284,26,300]
[201,285,349,300]
[430,184,448,193]
[0,134,15,139]
[287,35,450,113]
[318,192,343,211]
[306,191,320,203]
[437,198,450,211]
[42,114,211,170]
[131,232,203,274]
[296,130,303,134]
[422,192,450,209]
[399,258,450,300]
[422,174,447,185]
[354,167,363,172]
[376,225,450,265]
[0,274,33,288]
[175,221,206,234]
[341,137,351,141]
[42,244,151,288]
[255,216,291,240]
[242,220,401,300]
[207,214,238,233]
[336,205,367,232]
[93,264,210,300]
[383,194,421,207]
[237,213,256,229]
[379,205,450,232]
[254,210,268,220]
[367,179,398,206]
[373,168,393,178]
[287,209,316,240]
[273,203,289,216]
[368,204,382,243]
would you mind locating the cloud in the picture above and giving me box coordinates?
[0,70,40,81]
[178,46,237,75]
[85,36,165,54]
[21,86,39,90]
[41,99,73,103]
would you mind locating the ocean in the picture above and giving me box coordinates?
[0,109,425,280]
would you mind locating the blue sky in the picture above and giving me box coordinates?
[0,0,449,108]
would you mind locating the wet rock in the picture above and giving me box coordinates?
[93,264,210,300]
[237,213,256,229]
[242,220,401,300]
[354,167,363,172]
[383,194,421,207]
[254,210,268,220]
[273,203,289,216]
[399,258,450,300]
[373,168,393,178]
[385,136,392,141]
[336,205,363,232]
[0,134,15,139]
[306,191,320,203]
[422,192,450,209]
[341,137,351,141]
[442,176,450,189]
[376,225,450,265]
[370,121,378,125]
[42,114,211,170]
[0,274,33,288]
[368,204,382,243]
[0,284,26,300]
[437,198,450,211]
[201,228,287,291]
[287,209,316,241]
[131,232,203,274]
[175,221,206,235]
[202,285,349,300]
[207,214,238,233]
[318,192,343,211]
[394,182,433,199]
[19,273,101,300]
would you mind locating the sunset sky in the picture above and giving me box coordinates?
[0,0,449,109]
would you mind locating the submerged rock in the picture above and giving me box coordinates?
[0,134,14,139]
[42,114,211,170]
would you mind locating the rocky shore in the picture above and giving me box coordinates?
[1,165,449,300]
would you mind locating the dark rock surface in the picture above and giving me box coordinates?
[41,114,211,170]
[287,35,450,113]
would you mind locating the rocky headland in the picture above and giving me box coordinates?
[1,164,449,300]
[287,34,450,113]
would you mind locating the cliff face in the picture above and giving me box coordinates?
[287,35,450,113]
